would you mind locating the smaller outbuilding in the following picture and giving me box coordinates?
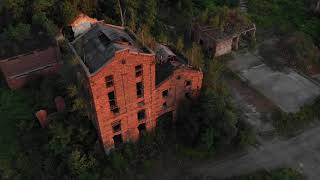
[192,23,256,57]
[0,43,61,89]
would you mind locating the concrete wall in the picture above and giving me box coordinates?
[214,38,234,57]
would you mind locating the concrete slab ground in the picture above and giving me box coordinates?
[228,52,320,113]
[190,124,320,180]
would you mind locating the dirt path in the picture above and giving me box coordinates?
[190,125,320,180]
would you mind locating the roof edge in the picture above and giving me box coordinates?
[89,49,155,77]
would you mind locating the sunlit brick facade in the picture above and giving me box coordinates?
[69,21,203,152]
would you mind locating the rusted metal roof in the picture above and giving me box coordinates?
[155,45,192,85]
[155,44,176,64]
[0,46,59,79]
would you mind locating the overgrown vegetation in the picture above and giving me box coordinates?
[278,32,320,72]
[272,97,320,136]
[259,31,320,73]
[196,6,252,33]
[1,0,319,179]
[248,0,320,43]
[0,40,255,179]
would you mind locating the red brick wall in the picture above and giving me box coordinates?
[88,50,156,150]
[153,68,203,120]
[87,49,203,151]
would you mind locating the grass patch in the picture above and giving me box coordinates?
[272,97,320,136]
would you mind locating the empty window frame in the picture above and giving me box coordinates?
[162,89,169,98]
[185,92,191,99]
[137,110,146,121]
[138,123,147,136]
[98,33,111,46]
[162,102,168,109]
[113,134,123,148]
[112,121,121,133]
[136,82,144,98]
[135,65,143,77]
[108,91,119,114]
[185,80,192,87]
[105,75,114,87]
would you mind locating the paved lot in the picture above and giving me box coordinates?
[228,52,320,113]
[191,124,320,180]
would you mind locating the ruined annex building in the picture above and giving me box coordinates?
[0,31,61,89]
[192,19,256,57]
[68,16,203,152]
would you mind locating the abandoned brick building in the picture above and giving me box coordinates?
[69,21,203,152]
[192,23,256,57]
[0,40,61,89]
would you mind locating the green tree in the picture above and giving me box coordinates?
[185,42,205,69]
[32,0,54,14]
[4,23,31,43]
[200,128,216,151]
[59,1,77,26]
[68,150,96,178]
[122,0,139,31]
[4,0,25,19]
[139,0,157,29]
[176,37,185,53]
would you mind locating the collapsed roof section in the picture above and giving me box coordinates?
[155,44,199,85]
[194,8,256,42]
[194,23,256,43]
[71,22,153,74]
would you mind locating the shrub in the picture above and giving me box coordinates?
[4,23,31,43]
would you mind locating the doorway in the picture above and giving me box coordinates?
[138,123,147,136]
[113,134,123,148]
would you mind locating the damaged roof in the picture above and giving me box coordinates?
[0,47,59,79]
[71,22,151,73]
[196,23,256,42]
[155,45,191,85]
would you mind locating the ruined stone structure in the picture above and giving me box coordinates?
[69,21,203,152]
[0,44,61,89]
[192,24,256,57]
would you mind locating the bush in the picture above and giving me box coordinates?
[4,23,31,43]
[185,42,205,69]
[273,97,320,136]
[176,88,255,153]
